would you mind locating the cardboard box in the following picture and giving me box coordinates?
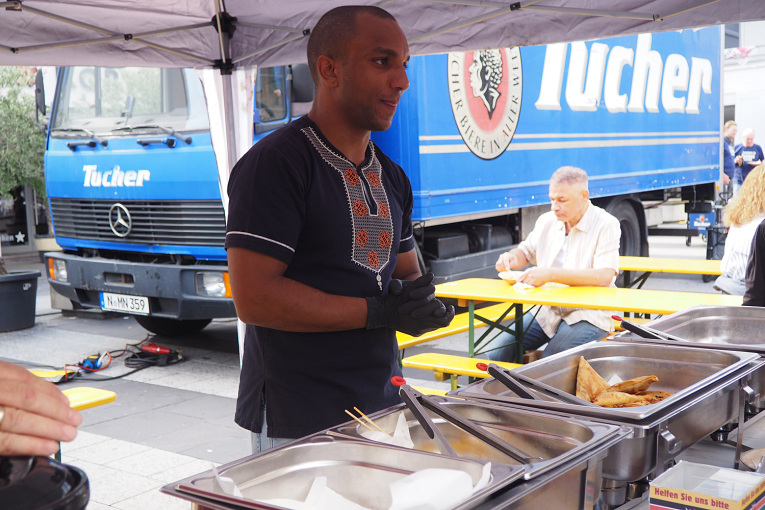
[650,461,765,510]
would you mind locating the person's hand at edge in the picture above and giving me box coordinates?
[0,360,82,457]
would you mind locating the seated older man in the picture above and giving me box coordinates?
[490,166,621,360]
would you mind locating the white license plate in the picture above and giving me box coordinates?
[100,292,150,315]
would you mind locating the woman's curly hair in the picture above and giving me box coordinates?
[724,164,765,227]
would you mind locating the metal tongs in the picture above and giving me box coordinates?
[391,376,542,464]
[476,362,599,407]
[612,315,687,343]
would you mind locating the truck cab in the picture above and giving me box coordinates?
[43,65,310,335]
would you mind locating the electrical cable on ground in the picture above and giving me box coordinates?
[19,336,185,384]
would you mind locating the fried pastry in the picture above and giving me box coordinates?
[575,356,610,402]
[593,390,645,407]
[610,390,674,407]
[602,375,659,394]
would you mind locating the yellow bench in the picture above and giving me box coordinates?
[402,352,522,390]
[63,386,117,411]
[397,303,534,350]
[402,317,651,390]
[410,385,448,396]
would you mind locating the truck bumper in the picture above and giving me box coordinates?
[44,253,236,320]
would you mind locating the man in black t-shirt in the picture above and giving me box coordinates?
[225,6,454,450]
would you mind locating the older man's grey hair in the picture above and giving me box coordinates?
[550,166,588,188]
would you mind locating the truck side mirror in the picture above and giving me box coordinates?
[291,64,314,104]
[35,69,46,118]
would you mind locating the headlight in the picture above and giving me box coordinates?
[195,272,231,297]
[48,258,68,282]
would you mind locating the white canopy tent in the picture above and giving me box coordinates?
[1,1,763,353]
[1,1,763,69]
[2,0,763,204]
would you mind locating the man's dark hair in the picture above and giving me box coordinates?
[307,6,397,82]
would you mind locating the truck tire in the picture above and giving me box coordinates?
[134,316,212,337]
[608,201,641,257]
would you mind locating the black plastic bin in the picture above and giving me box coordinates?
[0,270,40,332]
[0,456,89,510]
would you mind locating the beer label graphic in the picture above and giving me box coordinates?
[448,48,522,160]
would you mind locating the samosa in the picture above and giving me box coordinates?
[575,356,609,402]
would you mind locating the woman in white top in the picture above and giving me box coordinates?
[715,164,765,295]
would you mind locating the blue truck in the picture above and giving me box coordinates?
[41,26,722,335]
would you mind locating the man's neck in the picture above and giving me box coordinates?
[564,203,590,233]
[308,109,370,166]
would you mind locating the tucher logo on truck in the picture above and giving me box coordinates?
[448,48,523,160]
[534,33,713,114]
[83,165,150,187]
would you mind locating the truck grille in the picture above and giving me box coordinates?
[49,198,226,246]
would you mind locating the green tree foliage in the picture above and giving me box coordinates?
[0,67,45,199]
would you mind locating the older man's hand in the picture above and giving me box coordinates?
[518,267,553,287]
[0,360,81,456]
[495,251,520,272]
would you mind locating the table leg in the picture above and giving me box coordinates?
[623,270,632,288]
[634,271,652,289]
[468,300,475,358]
[622,270,652,289]
[513,303,523,364]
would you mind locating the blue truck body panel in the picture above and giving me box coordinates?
[373,27,721,222]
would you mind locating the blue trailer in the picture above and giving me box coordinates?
[41,26,722,335]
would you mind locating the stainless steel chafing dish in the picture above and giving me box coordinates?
[162,396,628,510]
[612,305,765,410]
[331,396,628,509]
[161,434,525,510]
[450,341,761,508]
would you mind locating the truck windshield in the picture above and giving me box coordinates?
[51,67,209,136]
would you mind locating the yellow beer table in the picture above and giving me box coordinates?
[619,255,722,288]
[435,278,742,363]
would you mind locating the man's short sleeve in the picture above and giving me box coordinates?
[398,180,415,254]
[225,141,306,265]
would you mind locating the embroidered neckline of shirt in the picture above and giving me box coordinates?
[302,127,395,290]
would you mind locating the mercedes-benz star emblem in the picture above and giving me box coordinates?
[109,203,132,237]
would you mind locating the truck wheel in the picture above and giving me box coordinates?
[608,201,641,256]
[134,316,212,337]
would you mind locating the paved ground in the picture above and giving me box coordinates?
[0,234,754,509]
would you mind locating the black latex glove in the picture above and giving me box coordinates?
[366,273,456,337]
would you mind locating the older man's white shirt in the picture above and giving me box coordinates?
[517,202,621,337]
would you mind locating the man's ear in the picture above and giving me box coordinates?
[316,55,339,88]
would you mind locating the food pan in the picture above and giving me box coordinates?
[330,397,627,481]
[461,341,758,421]
[161,433,524,510]
[611,305,765,408]
[613,305,765,353]
[452,342,761,484]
